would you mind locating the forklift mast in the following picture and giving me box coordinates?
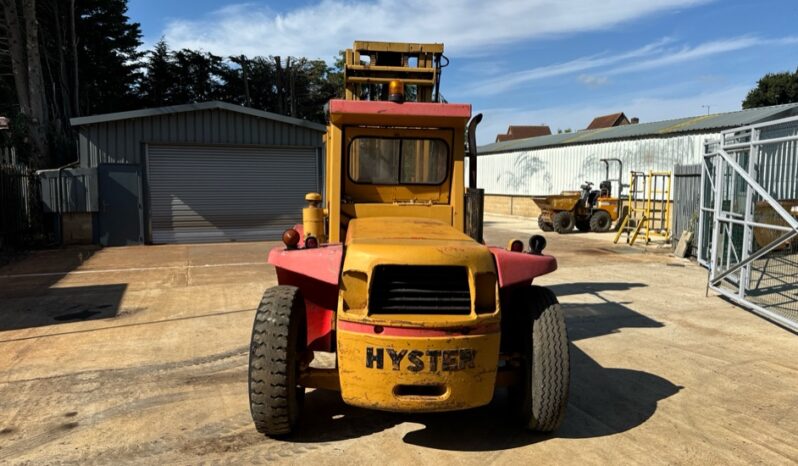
[343,41,445,102]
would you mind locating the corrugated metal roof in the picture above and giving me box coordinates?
[70,101,327,132]
[479,102,798,155]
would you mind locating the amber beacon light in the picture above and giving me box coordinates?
[388,80,405,103]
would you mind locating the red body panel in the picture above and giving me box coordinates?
[268,243,343,285]
[269,244,343,351]
[489,247,558,288]
[266,240,555,348]
[329,99,471,119]
[338,320,500,337]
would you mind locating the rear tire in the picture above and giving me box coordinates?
[514,286,570,432]
[552,211,575,234]
[249,285,306,437]
[538,216,553,232]
[590,210,612,232]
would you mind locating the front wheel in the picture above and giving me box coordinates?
[513,286,570,432]
[249,285,307,437]
[590,210,612,232]
[552,211,575,234]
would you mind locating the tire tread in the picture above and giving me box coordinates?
[520,285,570,432]
[248,285,304,436]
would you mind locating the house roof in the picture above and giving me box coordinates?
[586,112,628,130]
[496,125,551,142]
[69,101,327,132]
[478,102,798,155]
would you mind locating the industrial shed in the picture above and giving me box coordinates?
[55,101,326,245]
[475,103,798,217]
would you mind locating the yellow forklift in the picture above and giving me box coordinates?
[248,42,569,437]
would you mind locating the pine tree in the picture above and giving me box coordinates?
[140,39,175,107]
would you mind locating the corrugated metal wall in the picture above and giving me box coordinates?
[78,108,322,167]
[475,134,713,196]
[758,120,798,200]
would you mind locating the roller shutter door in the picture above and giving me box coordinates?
[147,145,318,243]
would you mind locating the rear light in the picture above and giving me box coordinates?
[304,235,319,249]
[474,272,497,314]
[507,239,524,252]
[282,228,300,249]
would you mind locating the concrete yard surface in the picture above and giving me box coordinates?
[0,214,796,465]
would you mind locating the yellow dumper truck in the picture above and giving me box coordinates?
[248,41,569,437]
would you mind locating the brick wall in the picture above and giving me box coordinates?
[484,195,542,218]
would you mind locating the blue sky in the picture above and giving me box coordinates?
[127,0,798,144]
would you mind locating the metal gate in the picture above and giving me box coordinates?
[146,145,319,244]
[672,164,701,255]
[699,116,798,331]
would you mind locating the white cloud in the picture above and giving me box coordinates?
[607,36,776,75]
[475,85,750,145]
[465,35,798,96]
[578,74,609,87]
[158,0,709,59]
[465,38,672,95]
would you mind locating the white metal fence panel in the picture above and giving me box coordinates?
[700,116,798,332]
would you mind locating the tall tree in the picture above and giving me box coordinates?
[0,0,50,167]
[75,0,143,115]
[743,68,798,109]
[170,49,225,103]
[139,39,174,106]
[0,0,144,166]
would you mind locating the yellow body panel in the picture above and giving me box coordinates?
[335,216,501,410]
[339,217,498,323]
[326,123,344,242]
[341,203,453,225]
[336,328,500,412]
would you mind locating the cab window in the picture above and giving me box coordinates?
[349,137,448,185]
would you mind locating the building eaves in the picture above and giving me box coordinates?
[478,102,798,155]
[69,101,327,132]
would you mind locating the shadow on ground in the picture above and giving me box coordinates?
[284,345,680,451]
[0,247,128,331]
[548,282,662,341]
[0,284,127,331]
[281,281,679,451]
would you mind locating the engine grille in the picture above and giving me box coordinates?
[369,265,471,315]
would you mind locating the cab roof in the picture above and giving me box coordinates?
[328,99,471,127]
